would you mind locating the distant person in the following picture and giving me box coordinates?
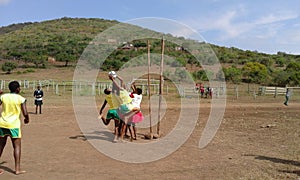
[209,87,213,98]
[200,86,205,98]
[0,81,29,175]
[205,87,210,98]
[33,86,44,114]
[284,88,290,106]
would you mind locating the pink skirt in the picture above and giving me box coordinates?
[130,111,144,123]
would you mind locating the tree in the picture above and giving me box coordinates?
[223,65,242,83]
[286,61,300,71]
[192,70,210,81]
[242,62,268,84]
[272,70,290,86]
[174,68,187,82]
[2,62,17,74]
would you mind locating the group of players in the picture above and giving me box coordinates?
[99,72,144,142]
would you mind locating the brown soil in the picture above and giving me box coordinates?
[0,68,299,179]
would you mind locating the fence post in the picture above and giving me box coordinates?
[0,80,3,90]
[56,84,59,95]
[274,87,277,98]
[63,81,66,93]
[47,81,49,91]
[92,82,96,96]
[166,85,168,95]
[235,85,239,99]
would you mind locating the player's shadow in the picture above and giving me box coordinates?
[0,161,15,175]
[243,154,300,176]
[69,131,115,142]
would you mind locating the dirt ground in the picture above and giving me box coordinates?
[0,68,299,179]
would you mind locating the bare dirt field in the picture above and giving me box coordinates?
[0,68,299,179]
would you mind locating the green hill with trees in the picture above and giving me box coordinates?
[0,17,299,86]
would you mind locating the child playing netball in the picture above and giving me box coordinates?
[126,82,144,140]
[108,75,143,141]
[99,88,121,142]
[0,81,29,175]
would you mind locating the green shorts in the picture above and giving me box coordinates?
[119,104,133,115]
[0,128,21,138]
[106,109,120,120]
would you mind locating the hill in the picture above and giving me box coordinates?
[0,17,299,86]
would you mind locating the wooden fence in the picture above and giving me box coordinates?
[258,86,286,97]
[1,80,298,101]
[0,79,163,96]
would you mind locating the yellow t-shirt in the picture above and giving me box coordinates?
[119,90,132,105]
[105,94,119,110]
[0,93,26,129]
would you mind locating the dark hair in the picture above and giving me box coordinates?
[136,88,142,95]
[104,88,111,95]
[9,81,20,93]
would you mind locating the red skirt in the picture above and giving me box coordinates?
[131,111,144,123]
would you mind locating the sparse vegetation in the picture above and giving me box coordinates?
[0,17,299,86]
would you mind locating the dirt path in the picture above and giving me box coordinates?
[0,93,299,179]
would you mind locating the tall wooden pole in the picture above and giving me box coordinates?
[147,40,153,135]
[157,37,164,135]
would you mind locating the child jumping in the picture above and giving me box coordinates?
[107,75,144,141]
[126,82,144,141]
[0,81,29,175]
[99,88,121,142]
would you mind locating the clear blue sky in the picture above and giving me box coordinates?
[0,0,299,54]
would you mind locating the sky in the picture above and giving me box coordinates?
[0,0,299,55]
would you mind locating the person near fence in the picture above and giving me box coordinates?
[33,86,44,114]
[0,81,29,175]
[205,86,210,98]
[200,85,205,98]
[284,88,290,106]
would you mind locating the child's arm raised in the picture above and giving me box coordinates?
[131,82,137,93]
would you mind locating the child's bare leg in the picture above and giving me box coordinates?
[11,138,25,175]
[133,126,137,140]
[119,122,127,141]
[0,136,8,157]
[0,137,8,175]
[99,115,111,125]
[123,110,138,124]
[114,119,119,134]
[128,125,133,141]
[113,120,119,142]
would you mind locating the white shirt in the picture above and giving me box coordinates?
[131,93,142,109]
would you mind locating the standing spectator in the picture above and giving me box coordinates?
[0,81,29,175]
[205,87,210,98]
[200,86,205,98]
[209,87,213,98]
[284,88,290,106]
[33,86,43,114]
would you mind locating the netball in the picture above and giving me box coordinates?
[108,71,117,78]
